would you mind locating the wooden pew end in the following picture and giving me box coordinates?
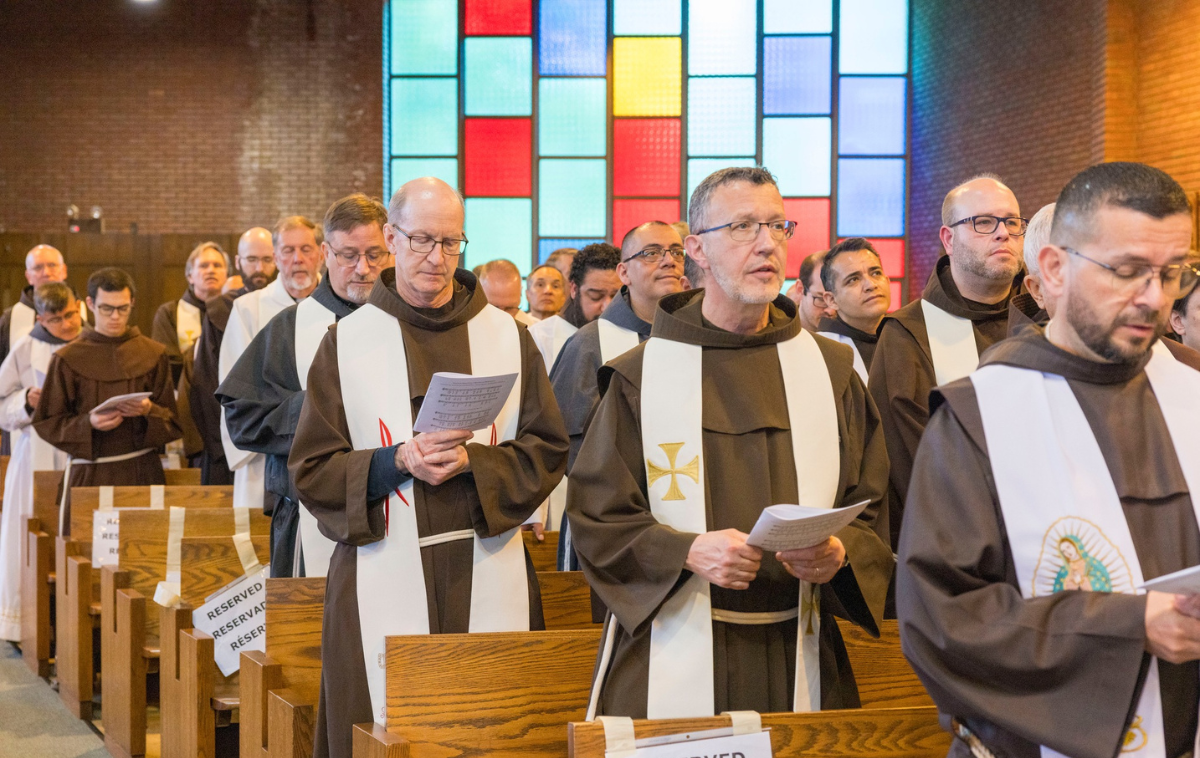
[353,723,410,758]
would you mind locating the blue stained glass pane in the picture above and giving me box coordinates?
[764,0,832,33]
[614,0,681,35]
[839,77,907,155]
[763,118,831,196]
[389,0,457,75]
[539,159,607,236]
[540,0,607,76]
[837,158,906,236]
[687,158,756,208]
[465,199,534,275]
[688,77,757,156]
[539,78,607,157]
[839,0,909,74]
[539,238,605,262]
[390,159,459,197]
[688,0,757,75]
[763,37,832,115]
[389,79,458,156]
[465,38,533,116]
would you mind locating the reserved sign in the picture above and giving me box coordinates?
[624,731,772,758]
[191,564,270,675]
[91,510,120,567]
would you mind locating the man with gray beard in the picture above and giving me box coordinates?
[868,175,1023,550]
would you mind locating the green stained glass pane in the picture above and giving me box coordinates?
[465,37,533,116]
[539,159,607,236]
[539,78,607,157]
[390,0,458,75]
[389,78,458,156]
[389,159,459,199]
[465,198,534,274]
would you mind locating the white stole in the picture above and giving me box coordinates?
[639,328,839,718]
[338,301,529,725]
[9,301,35,349]
[530,314,578,374]
[920,300,978,385]
[817,331,868,383]
[294,296,337,578]
[971,346,1200,758]
[175,297,202,352]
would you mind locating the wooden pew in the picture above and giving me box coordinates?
[160,535,270,758]
[353,628,603,758]
[523,529,559,573]
[20,468,202,676]
[100,507,269,758]
[837,618,933,709]
[567,708,952,758]
[55,485,234,719]
[539,570,598,631]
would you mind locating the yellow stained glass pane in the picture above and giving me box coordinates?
[614,37,682,117]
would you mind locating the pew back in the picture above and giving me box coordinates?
[69,484,233,537]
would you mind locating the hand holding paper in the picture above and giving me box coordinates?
[90,391,152,416]
[412,372,517,433]
[745,499,870,552]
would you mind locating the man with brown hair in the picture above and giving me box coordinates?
[151,241,230,383]
[219,216,322,512]
[218,195,390,577]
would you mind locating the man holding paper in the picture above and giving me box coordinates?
[33,268,181,535]
[289,177,568,758]
[568,166,892,719]
[897,163,1200,757]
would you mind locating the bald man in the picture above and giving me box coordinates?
[868,175,1024,550]
[0,245,71,367]
[475,259,537,326]
[191,227,278,484]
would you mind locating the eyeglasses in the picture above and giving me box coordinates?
[28,263,64,274]
[695,220,797,242]
[41,309,80,327]
[1064,246,1200,298]
[949,215,1029,236]
[391,226,468,257]
[624,245,686,265]
[95,304,132,317]
[327,244,389,268]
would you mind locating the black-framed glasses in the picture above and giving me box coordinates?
[391,225,467,257]
[1064,246,1200,298]
[327,244,389,268]
[96,304,132,317]
[695,219,797,242]
[949,215,1029,236]
[624,245,685,265]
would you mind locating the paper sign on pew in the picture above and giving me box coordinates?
[191,564,271,676]
[91,509,121,567]
[617,729,772,757]
[412,372,518,433]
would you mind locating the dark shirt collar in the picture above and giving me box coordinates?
[29,322,69,345]
[601,287,653,337]
[181,288,206,310]
[651,289,799,348]
[310,275,359,319]
[81,324,142,345]
[365,268,484,332]
[816,315,879,344]
[923,254,1012,322]
[980,326,1149,385]
[19,285,35,309]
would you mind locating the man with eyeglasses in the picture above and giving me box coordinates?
[0,282,83,641]
[898,162,1200,758]
[33,268,182,536]
[548,221,685,568]
[288,177,567,758]
[218,195,390,578]
[869,174,1023,552]
[191,227,278,485]
[568,166,891,719]
[219,216,322,514]
[528,242,621,372]
[816,238,892,383]
[792,251,837,332]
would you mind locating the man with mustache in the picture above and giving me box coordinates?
[869,174,1023,551]
[151,241,229,384]
[218,195,390,578]
[898,162,1200,758]
[816,237,892,383]
[568,167,891,719]
[219,216,321,512]
[190,227,277,484]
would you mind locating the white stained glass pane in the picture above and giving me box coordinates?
[688,0,757,76]
[839,0,909,74]
[764,0,833,34]
[763,118,831,196]
[614,0,681,35]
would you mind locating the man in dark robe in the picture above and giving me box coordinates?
[288,178,568,758]
[868,175,1023,550]
[569,166,892,718]
[816,237,892,382]
[191,228,276,485]
[899,162,1200,758]
[529,243,621,371]
[218,195,389,578]
[1008,203,1054,336]
[33,268,181,535]
[790,251,836,332]
[151,241,229,385]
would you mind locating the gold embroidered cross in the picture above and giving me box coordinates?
[646,442,700,501]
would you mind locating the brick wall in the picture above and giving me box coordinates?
[908,0,1108,293]
[0,0,383,235]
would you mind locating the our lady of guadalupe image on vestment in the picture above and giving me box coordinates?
[1032,516,1133,596]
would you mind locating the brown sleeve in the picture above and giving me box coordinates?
[139,354,183,448]
[31,354,94,459]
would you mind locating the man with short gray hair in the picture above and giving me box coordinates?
[151,241,230,383]
[1007,203,1054,336]
[568,166,891,718]
[0,245,71,368]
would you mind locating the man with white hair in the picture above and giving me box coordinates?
[219,216,321,511]
[0,245,72,367]
[1007,203,1054,335]
[869,174,1023,550]
[151,241,230,383]
[568,166,891,719]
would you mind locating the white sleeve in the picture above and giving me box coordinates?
[218,301,257,470]
[0,343,32,431]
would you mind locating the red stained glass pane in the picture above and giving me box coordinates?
[783,198,831,278]
[613,198,681,245]
[614,119,681,197]
[465,0,532,35]
[464,118,532,197]
[889,280,902,312]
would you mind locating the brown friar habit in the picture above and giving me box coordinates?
[32,326,182,535]
[867,254,1010,549]
[190,287,249,485]
[288,269,568,758]
[568,289,893,718]
[150,288,205,385]
[816,315,880,371]
[897,329,1200,758]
